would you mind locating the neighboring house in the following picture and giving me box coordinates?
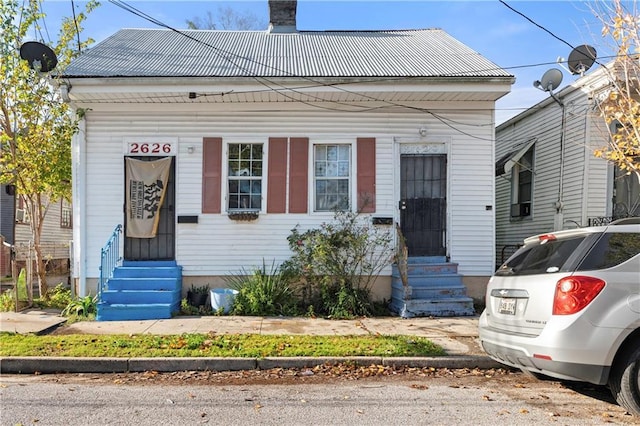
[13,195,73,286]
[0,184,15,277]
[0,184,72,283]
[495,63,640,266]
[61,0,513,319]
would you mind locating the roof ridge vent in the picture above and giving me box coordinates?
[267,0,298,33]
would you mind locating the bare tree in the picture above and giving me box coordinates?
[186,6,266,30]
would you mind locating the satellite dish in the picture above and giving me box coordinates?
[567,44,597,75]
[534,68,563,92]
[19,41,58,72]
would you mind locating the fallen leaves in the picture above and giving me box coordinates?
[42,365,517,387]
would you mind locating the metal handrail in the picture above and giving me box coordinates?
[99,224,123,298]
[499,244,522,268]
[588,214,636,227]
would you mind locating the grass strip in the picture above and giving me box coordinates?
[0,333,446,358]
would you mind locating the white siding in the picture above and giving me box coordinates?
[495,85,611,264]
[15,197,72,245]
[584,108,611,222]
[448,126,496,275]
[81,103,496,279]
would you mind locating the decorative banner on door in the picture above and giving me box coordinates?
[125,157,172,238]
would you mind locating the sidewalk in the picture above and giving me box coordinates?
[0,309,502,374]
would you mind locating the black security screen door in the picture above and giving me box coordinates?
[124,156,175,261]
[400,154,447,256]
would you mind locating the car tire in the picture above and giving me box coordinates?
[609,342,640,416]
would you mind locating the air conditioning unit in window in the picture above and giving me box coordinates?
[15,208,25,222]
[510,203,531,218]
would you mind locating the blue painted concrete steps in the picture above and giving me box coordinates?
[390,256,475,318]
[97,261,182,321]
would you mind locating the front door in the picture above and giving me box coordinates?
[399,153,447,256]
[124,156,175,261]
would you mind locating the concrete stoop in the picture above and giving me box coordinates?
[390,256,475,318]
[96,260,182,321]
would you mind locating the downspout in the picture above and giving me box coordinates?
[581,104,591,227]
[549,92,566,230]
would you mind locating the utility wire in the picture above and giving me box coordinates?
[106,0,610,139]
[70,0,82,54]
[35,0,51,44]
[107,0,507,137]
[498,0,576,51]
[498,0,606,69]
[107,1,379,112]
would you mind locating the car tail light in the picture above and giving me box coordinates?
[538,234,557,243]
[553,276,606,315]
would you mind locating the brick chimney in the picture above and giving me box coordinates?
[268,0,297,33]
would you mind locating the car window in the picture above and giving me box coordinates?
[577,232,640,270]
[496,236,587,276]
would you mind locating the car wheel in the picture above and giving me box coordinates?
[609,342,640,416]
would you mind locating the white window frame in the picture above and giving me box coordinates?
[510,145,534,219]
[15,195,30,224]
[312,142,353,213]
[61,199,73,229]
[224,139,266,213]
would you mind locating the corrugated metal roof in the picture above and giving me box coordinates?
[63,28,512,79]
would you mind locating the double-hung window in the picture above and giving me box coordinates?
[227,143,263,211]
[314,144,351,211]
[511,146,534,218]
[60,199,72,228]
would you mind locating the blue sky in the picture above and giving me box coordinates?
[37,1,618,124]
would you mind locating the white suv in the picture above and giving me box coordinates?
[479,219,640,416]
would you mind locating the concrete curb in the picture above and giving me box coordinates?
[0,355,503,374]
[0,357,129,374]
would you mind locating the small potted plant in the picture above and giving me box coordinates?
[187,284,209,307]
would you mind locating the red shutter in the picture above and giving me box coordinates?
[267,138,287,213]
[357,137,376,213]
[289,137,308,213]
[202,137,222,213]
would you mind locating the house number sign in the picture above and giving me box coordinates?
[124,139,177,156]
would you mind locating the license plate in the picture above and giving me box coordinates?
[499,298,516,315]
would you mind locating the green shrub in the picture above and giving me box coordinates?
[188,284,209,295]
[1,279,72,312]
[283,210,394,318]
[61,294,97,318]
[319,280,375,319]
[0,289,15,312]
[0,268,27,312]
[180,298,214,316]
[39,284,72,309]
[227,260,299,316]
[16,269,27,301]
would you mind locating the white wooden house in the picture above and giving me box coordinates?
[495,63,640,266]
[62,1,513,319]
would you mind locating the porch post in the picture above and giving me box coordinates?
[72,117,87,297]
